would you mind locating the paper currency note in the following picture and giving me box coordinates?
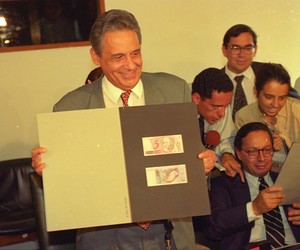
[146,164,187,187]
[142,134,184,156]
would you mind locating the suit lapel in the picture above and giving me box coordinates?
[88,77,106,109]
[142,73,166,105]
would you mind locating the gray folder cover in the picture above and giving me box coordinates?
[275,142,300,205]
[37,103,210,231]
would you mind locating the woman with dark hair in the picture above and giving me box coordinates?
[235,63,300,169]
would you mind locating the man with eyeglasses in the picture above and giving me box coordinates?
[221,24,299,179]
[200,122,300,249]
[221,24,260,120]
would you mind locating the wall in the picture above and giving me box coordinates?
[0,47,94,160]
[1,0,299,160]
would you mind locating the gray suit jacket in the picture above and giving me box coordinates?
[53,72,196,250]
[54,72,191,111]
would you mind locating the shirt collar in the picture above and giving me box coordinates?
[225,65,254,80]
[245,171,272,188]
[102,76,143,105]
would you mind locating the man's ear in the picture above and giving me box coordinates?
[90,48,101,66]
[254,86,258,97]
[235,149,242,161]
[253,45,258,57]
[222,45,228,57]
[192,92,201,105]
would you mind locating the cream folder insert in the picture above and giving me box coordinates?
[37,108,131,231]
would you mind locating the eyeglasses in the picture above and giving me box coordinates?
[241,147,274,158]
[227,45,256,55]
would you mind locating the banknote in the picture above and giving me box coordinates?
[145,164,187,187]
[142,134,184,156]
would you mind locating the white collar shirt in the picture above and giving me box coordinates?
[102,76,145,108]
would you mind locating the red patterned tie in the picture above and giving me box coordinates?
[137,221,153,231]
[120,90,152,230]
[120,90,131,107]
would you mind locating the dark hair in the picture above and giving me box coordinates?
[223,24,257,46]
[255,63,291,94]
[234,122,273,150]
[192,68,233,99]
[85,67,103,85]
[90,9,142,56]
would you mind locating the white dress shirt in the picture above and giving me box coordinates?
[102,76,145,108]
[202,106,236,168]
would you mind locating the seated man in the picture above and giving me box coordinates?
[192,68,243,181]
[202,122,300,249]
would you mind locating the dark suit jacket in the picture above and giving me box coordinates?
[52,72,196,250]
[202,172,300,250]
[221,61,300,100]
[221,61,263,74]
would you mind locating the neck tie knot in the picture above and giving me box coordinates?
[258,177,269,190]
[234,75,244,85]
[120,90,131,107]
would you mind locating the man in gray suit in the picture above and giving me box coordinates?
[32,9,216,250]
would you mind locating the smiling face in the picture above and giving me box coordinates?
[222,32,257,74]
[192,91,232,124]
[236,130,273,177]
[257,81,289,118]
[162,137,174,152]
[90,30,142,91]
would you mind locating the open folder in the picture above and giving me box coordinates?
[275,142,300,205]
[37,103,210,231]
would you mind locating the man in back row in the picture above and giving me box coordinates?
[221,24,299,121]
[221,24,260,120]
[31,9,216,250]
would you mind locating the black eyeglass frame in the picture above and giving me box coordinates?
[226,44,256,55]
[241,147,274,158]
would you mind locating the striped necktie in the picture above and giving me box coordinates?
[232,75,246,121]
[259,177,286,248]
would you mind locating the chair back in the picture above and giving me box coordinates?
[0,158,36,235]
[29,172,50,249]
[29,172,77,250]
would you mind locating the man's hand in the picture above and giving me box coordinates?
[272,133,283,151]
[221,153,244,182]
[288,202,300,225]
[198,149,217,175]
[252,186,285,215]
[31,147,47,175]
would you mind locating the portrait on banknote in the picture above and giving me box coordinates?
[142,134,184,156]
